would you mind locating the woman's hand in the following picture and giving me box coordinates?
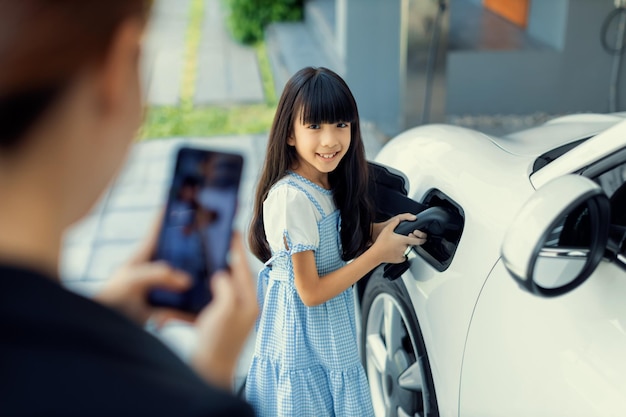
[370,214,428,264]
[95,215,196,326]
[96,261,194,325]
[192,233,258,391]
[97,213,258,391]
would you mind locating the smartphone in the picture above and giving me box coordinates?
[148,147,244,314]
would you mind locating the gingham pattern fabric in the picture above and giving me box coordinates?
[246,173,374,417]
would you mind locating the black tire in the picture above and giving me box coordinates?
[361,268,439,417]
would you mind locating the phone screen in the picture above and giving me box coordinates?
[148,147,244,313]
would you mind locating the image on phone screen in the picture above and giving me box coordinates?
[149,147,244,313]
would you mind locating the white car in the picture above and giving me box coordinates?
[359,113,626,417]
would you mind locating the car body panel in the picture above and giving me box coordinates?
[460,260,626,417]
[376,124,535,416]
[493,121,614,157]
[543,112,626,126]
[373,115,626,416]
[531,119,626,188]
[496,112,625,152]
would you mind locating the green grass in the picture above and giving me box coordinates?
[139,0,277,140]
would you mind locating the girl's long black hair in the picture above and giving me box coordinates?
[249,66,373,263]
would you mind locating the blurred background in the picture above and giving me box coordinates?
[139,0,626,139]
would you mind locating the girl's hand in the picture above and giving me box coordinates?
[372,213,420,242]
[192,233,258,391]
[370,216,427,264]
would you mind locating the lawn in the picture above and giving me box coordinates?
[139,0,277,140]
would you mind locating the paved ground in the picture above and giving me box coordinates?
[141,0,264,106]
[195,0,264,104]
[141,0,190,106]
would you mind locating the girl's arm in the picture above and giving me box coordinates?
[371,220,392,243]
[292,215,425,307]
[371,221,385,243]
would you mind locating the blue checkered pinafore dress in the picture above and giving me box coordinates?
[245,173,374,417]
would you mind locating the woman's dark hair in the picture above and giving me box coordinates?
[0,0,152,150]
[249,66,373,262]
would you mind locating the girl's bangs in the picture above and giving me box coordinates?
[296,74,357,125]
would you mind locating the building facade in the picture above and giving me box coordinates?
[267,0,625,136]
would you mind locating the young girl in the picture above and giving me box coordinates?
[245,67,427,416]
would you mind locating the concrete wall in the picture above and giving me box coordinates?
[447,0,622,115]
[327,0,623,133]
[527,0,568,50]
[337,0,407,136]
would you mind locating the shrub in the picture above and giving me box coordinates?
[226,0,303,44]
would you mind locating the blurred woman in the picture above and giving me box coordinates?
[0,1,257,415]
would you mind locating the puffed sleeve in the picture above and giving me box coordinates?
[263,184,320,254]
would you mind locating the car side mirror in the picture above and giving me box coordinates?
[502,175,610,297]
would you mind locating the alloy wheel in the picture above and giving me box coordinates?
[365,293,427,417]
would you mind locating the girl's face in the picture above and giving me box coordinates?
[288,116,351,183]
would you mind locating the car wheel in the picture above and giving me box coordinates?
[361,270,439,417]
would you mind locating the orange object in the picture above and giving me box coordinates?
[484,0,530,28]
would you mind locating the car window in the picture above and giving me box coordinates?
[589,159,626,261]
[596,162,626,197]
[594,160,626,229]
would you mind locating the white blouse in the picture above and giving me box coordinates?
[263,175,336,253]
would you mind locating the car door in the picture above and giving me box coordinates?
[460,150,626,416]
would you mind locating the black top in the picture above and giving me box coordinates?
[0,264,254,417]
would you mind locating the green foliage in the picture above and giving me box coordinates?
[226,0,303,44]
[140,103,277,139]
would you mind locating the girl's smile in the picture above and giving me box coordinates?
[316,151,339,160]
